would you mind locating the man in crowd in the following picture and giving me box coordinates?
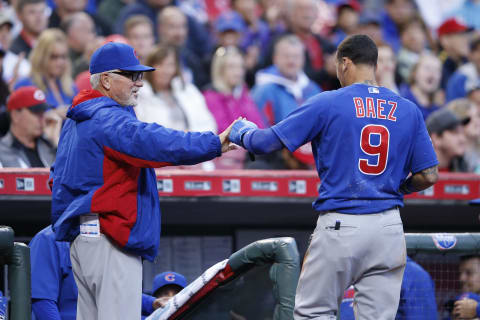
[0,86,56,167]
[447,37,480,101]
[253,34,321,125]
[426,107,470,172]
[10,0,48,56]
[50,42,236,319]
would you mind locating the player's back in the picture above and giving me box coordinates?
[308,83,436,214]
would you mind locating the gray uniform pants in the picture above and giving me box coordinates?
[294,208,406,320]
[70,234,142,320]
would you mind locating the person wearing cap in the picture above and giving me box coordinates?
[10,0,48,57]
[438,17,472,90]
[450,256,480,319]
[357,13,383,45]
[50,42,237,320]
[0,86,56,168]
[426,107,470,172]
[446,36,480,102]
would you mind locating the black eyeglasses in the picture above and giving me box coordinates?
[110,71,144,82]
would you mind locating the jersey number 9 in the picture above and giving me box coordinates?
[358,124,390,175]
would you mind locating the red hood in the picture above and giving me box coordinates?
[71,89,105,108]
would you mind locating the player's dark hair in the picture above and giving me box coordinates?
[336,34,378,67]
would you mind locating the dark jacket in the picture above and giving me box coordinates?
[0,131,56,168]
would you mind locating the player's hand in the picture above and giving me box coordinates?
[228,119,258,147]
[453,298,478,319]
[218,117,242,153]
[153,296,172,309]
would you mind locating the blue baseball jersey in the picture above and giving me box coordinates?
[29,226,77,320]
[271,83,438,214]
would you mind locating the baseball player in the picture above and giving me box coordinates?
[229,34,439,319]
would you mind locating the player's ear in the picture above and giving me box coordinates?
[100,73,111,90]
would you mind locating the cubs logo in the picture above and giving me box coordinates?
[432,233,457,250]
[165,273,176,282]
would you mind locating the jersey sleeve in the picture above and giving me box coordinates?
[96,109,221,168]
[271,95,327,152]
[30,231,62,301]
[409,108,439,174]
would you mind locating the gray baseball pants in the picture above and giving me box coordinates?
[70,234,142,320]
[294,207,406,320]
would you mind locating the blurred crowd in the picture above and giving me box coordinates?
[0,0,480,172]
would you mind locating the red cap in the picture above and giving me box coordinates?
[337,0,362,13]
[438,18,471,37]
[7,86,49,113]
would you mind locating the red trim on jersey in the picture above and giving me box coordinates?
[387,101,397,121]
[71,89,105,108]
[264,101,275,125]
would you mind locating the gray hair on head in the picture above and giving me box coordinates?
[90,73,101,89]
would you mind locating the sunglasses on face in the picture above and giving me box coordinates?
[110,71,144,82]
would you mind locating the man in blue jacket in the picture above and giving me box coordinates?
[50,42,236,320]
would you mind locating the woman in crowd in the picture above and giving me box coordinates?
[14,28,77,118]
[203,46,265,133]
[136,44,217,133]
[376,43,399,93]
[400,52,443,120]
[447,98,480,173]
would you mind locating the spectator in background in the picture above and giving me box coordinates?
[396,16,429,84]
[115,0,211,60]
[123,15,155,65]
[10,0,48,57]
[0,47,10,136]
[30,225,77,320]
[253,34,321,126]
[157,6,207,88]
[97,0,130,28]
[447,37,480,102]
[213,11,246,49]
[48,0,111,36]
[376,43,399,93]
[451,255,480,319]
[60,12,96,77]
[204,46,265,133]
[340,256,437,320]
[203,46,266,169]
[357,13,383,45]
[437,18,472,90]
[426,107,470,172]
[381,0,416,52]
[15,28,77,118]
[231,0,271,61]
[262,0,336,87]
[329,0,361,47]
[400,53,443,120]
[467,80,480,108]
[447,98,480,173]
[135,44,217,134]
[0,86,56,168]
[0,10,30,87]
[258,0,288,35]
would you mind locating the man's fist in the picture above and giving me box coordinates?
[228,120,258,147]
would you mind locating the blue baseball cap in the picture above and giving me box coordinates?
[215,11,246,33]
[152,271,187,295]
[89,42,155,74]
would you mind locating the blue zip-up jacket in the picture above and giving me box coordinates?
[51,90,221,261]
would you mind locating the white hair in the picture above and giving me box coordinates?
[90,73,101,89]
